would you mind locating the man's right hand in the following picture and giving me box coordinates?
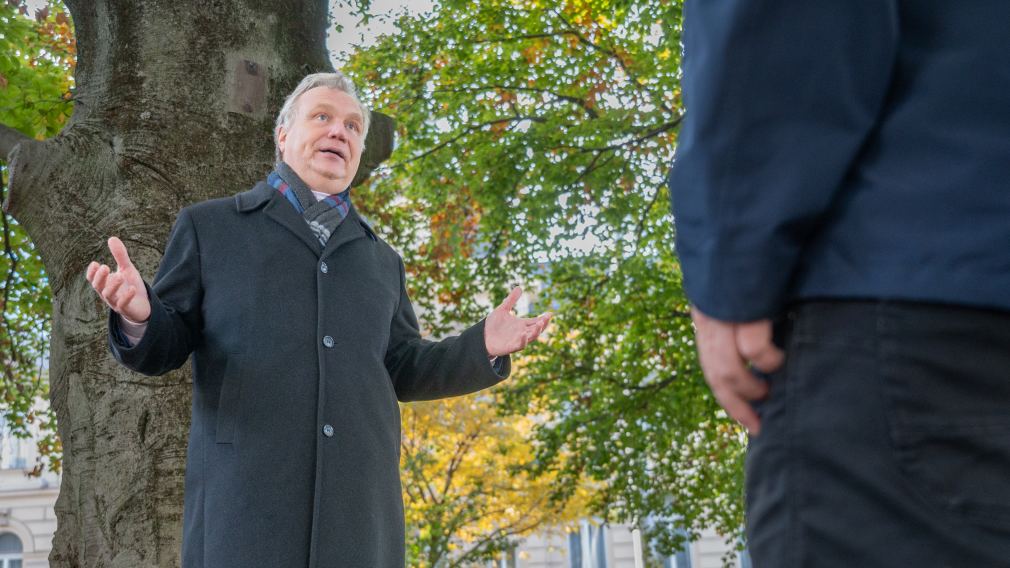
[86,237,151,323]
[691,306,784,436]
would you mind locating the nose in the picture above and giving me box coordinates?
[326,121,348,140]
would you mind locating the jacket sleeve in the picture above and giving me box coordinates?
[384,258,510,402]
[108,207,204,375]
[668,0,899,321]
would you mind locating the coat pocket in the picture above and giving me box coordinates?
[216,356,243,444]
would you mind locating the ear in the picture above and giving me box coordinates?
[276,126,287,156]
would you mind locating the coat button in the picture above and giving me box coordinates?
[320,261,329,274]
[322,335,335,348]
[322,424,334,437]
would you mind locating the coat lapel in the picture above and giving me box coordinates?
[262,188,324,257]
[320,205,368,261]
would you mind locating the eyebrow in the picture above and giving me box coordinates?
[306,104,363,123]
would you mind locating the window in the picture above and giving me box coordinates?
[568,521,607,568]
[486,545,518,568]
[664,527,692,568]
[0,532,23,568]
[0,418,29,470]
[568,530,582,568]
[592,524,606,567]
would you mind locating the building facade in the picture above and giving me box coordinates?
[508,521,750,568]
[0,416,60,568]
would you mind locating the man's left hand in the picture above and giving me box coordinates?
[485,286,552,357]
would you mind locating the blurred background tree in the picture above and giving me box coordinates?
[344,0,746,555]
[401,393,587,567]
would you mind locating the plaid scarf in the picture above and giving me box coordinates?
[268,162,352,247]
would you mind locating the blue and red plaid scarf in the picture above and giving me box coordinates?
[268,162,351,247]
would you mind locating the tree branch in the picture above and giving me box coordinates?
[0,124,32,162]
[430,85,599,119]
[577,117,683,154]
[470,32,576,45]
[449,506,550,568]
[391,116,544,168]
[632,180,665,251]
[351,111,396,187]
[549,11,674,116]
[1,200,23,382]
[571,148,616,187]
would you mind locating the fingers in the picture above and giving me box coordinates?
[510,322,535,351]
[90,263,111,292]
[497,285,522,313]
[108,237,134,272]
[736,320,784,373]
[537,312,552,334]
[516,312,551,345]
[526,312,552,341]
[700,334,769,401]
[521,313,547,329]
[692,307,770,435]
[87,259,135,312]
[113,284,137,313]
[94,268,128,309]
[521,329,536,347]
[87,262,119,311]
[102,272,125,305]
[710,385,763,435]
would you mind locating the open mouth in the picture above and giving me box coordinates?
[319,148,346,161]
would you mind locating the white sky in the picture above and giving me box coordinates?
[329,0,432,64]
[24,0,47,14]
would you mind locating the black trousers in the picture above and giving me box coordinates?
[746,301,1010,567]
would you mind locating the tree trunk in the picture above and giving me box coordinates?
[3,1,390,565]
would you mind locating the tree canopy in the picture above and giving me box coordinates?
[344,0,746,552]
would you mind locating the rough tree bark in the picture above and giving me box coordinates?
[3,1,392,565]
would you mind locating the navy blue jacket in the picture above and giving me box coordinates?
[669,0,1010,321]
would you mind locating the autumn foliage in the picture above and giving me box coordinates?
[346,0,748,557]
[0,0,74,475]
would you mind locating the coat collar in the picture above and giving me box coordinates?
[234,180,378,258]
[234,181,275,212]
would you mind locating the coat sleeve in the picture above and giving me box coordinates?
[384,258,510,402]
[667,0,899,321]
[108,207,204,376]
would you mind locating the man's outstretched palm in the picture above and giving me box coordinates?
[86,237,151,323]
[484,286,551,357]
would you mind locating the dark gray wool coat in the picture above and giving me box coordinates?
[108,180,510,568]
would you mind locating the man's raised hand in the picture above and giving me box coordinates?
[484,286,552,357]
[86,237,151,323]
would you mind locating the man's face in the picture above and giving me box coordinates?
[277,87,365,194]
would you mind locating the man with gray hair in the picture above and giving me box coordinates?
[85,72,551,567]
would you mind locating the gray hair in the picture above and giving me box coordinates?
[274,71,371,162]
